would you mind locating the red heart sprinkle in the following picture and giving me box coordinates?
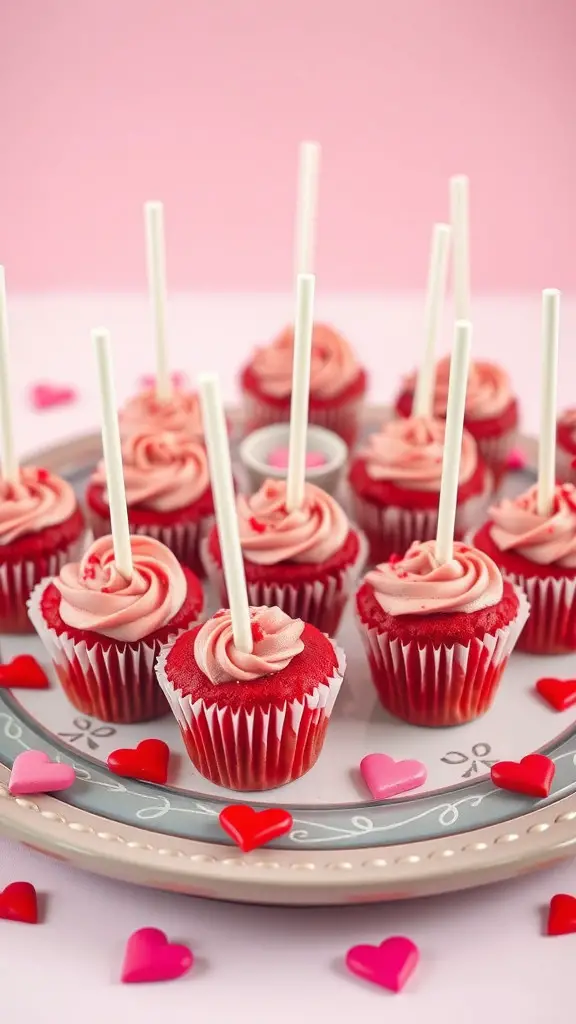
[536,677,576,712]
[547,893,576,936]
[121,928,193,983]
[491,753,555,798]
[30,383,77,410]
[219,805,293,852]
[0,655,50,690]
[107,739,170,784]
[0,882,39,924]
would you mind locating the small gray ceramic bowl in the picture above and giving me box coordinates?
[238,422,348,496]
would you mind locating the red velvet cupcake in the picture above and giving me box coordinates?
[356,539,529,726]
[349,416,489,565]
[395,357,519,485]
[86,431,214,578]
[156,605,346,790]
[0,467,84,633]
[202,478,366,635]
[556,410,576,485]
[472,483,576,654]
[240,323,367,446]
[28,533,204,723]
[119,385,205,442]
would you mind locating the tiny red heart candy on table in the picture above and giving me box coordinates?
[219,805,293,852]
[121,928,193,984]
[345,936,419,993]
[0,655,49,690]
[491,753,555,798]
[536,677,576,712]
[9,750,76,795]
[30,383,77,410]
[0,882,39,924]
[547,894,576,936]
[107,739,170,784]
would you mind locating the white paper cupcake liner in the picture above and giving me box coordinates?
[242,389,364,445]
[155,638,346,791]
[474,426,518,478]
[0,532,86,633]
[88,507,213,577]
[495,571,576,654]
[356,585,530,726]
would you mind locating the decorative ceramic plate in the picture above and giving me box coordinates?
[0,421,575,906]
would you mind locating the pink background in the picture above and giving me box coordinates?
[2,0,575,294]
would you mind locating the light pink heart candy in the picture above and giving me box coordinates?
[9,750,76,795]
[346,936,419,992]
[122,928,193,984]
[360,753,427,799]
[30,383,77,410]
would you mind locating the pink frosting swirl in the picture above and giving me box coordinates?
[251,323,360,399]
[0,467,77,545]
[403,358,513,420]
[55,534,187,642]
[488,483,576,567]
[360,416,477,489]
[366,539,503,616]
[119,387,204,442]
[237,479,350,565]
[194,605,305,683]
[91,431,210,511]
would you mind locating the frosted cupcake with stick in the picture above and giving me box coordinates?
[473,290,576,654]
[350,223,489,563]
[240,143,367,445]
[119,202,205,442]
[356,321,529,727]
[205,274,366,635]
[156,374,347,791]
[0,267,84,633]
[28,329,204,723]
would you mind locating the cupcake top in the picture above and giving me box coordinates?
[250,324,360,400]
[54,534,187,641]
[119,387,204,442]
[194,605,305,683]
[358,416,478,490]
[91,431,210,512]
[0,467,77,545]
[402,357,513,421]
[365,539,503,616]
[487,483,576,568]
[237,478,350,565]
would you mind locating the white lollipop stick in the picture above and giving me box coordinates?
[435,320,472,564]
[93,329,133,581]
[450,175,470,321]
[537,288,561,516]
[0,267,18,483]
[286,274,316,511]
[199,374,253,654]
[294,142,321,276]
[412,223,452,418]
[145,201,171,402]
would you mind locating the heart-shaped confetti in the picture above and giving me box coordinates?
[491,753,555,798]
[505,447,526,472]
[536,677,576,712]
[0,655,49,690]
[345,936,419,992]
[107,739,170,784]
[121,928,193,984]
[219,805,293,852]
[360,753,427,799]
[0,882,38,924]
[9,750,76,795]
[547,893,576,936]
[30,383,77,410]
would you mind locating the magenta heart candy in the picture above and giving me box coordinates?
[360,753,427,799]
[30,383,77,410]
[346,936,419,992]
[9,750,76,795]
[121,928,193,984]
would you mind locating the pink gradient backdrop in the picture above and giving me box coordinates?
[1,0,575,293]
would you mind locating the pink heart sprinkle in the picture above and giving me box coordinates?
[346,936,419,992]
[30,383,77,411]
[121,928,193,984]
[506,447,526,471]
[360,753,427,799]
[267,446,326,470]
[139,371,187,390]
[9,750,76,795]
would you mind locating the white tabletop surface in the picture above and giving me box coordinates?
[2,291,576,1022]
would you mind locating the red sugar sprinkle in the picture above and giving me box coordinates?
[249,517,267,534]
[36,468,49,482]
[251,622,265,643]
[397,570,408,579]
[82,565,96,581]
[389,553,401,564]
